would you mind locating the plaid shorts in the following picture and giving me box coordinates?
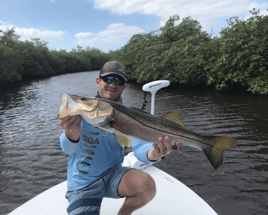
[65,166,132,215]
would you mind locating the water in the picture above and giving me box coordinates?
[0,71,267,215]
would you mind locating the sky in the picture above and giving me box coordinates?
[0,0,268,53]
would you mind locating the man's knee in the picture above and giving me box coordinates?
[117,170,156,214]
[136,173,156,199]
[118,170,156,199]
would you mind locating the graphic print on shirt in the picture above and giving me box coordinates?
[83,134,100,145]
[77,134,100,174]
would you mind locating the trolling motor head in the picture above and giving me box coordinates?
[142,80,170,93]
[142,80,170,115]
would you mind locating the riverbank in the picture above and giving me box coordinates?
[1,9,267,96]
[0,70,96,93]
[111,10,268,96]
[0,73,259,98]
[0,30,111,86]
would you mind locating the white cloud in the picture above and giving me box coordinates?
[90,0,268,30]
[75,23,144,50]
[0,21,65,42]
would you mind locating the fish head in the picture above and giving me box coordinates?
[58,94,114,126]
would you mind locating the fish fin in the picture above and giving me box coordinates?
[162,110,184,127]
[131,107,150,115]
[113,133,132,148]
[203,136,236,169]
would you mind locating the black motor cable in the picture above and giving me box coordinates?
[141,92,148,110]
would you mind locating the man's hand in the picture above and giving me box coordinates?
[59,115,82,142]
[147,136,182,161]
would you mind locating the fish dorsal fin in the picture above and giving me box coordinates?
[113,133,132,148]
[131,107,150,115]
[162,110,184,127]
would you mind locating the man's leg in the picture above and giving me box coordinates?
[117,169,156,215]
[65,179,104,215]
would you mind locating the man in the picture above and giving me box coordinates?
[59,61,182,215]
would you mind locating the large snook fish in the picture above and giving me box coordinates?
[58,94,236,169]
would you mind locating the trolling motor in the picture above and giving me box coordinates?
[141,80,189,158]
[124,80,171,165]
[142,80,170,115]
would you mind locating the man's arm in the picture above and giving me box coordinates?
[60,131,81,155]
[131,139,157,163]
[59,115,82,155]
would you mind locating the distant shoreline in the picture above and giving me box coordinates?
[0,71,258,97]
[0,70,97,92]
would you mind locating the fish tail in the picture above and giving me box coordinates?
[203,136,236,169]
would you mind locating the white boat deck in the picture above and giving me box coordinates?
[9,153,217,215]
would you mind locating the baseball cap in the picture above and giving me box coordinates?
[99,61,127,81]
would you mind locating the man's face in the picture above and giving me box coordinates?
[96,77,126,101]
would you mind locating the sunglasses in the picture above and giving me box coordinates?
[101,75,126,86]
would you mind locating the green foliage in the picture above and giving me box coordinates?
[112,15,210,85]
[15,40,55,78]
[111,8,268,95]
[0,27,20,47]
[84,47,111,70]
[0,28,111,84]
[0,44,22,82]
[205,8,268,94]
[160,15,204,43]
[1,9,267,96]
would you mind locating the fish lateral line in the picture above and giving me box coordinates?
[111,105,219,149]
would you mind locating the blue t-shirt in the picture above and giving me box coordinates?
[60,118,155,191]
